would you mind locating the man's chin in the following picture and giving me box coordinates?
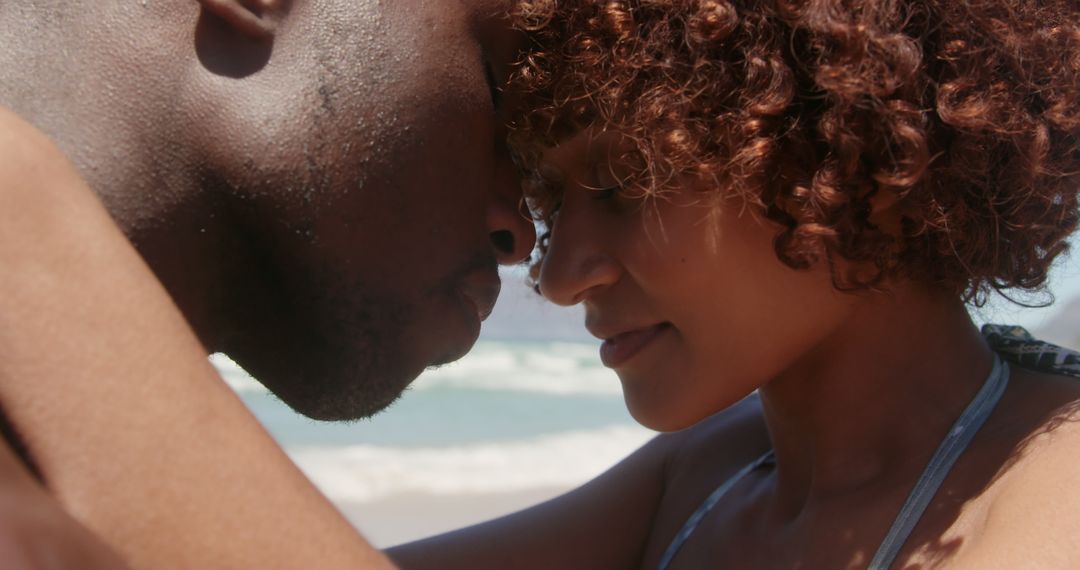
[299,334,478,420]
[229,295,485,420]
[269,367,416,422]
[246,342,427,422]
[291,390,405,422]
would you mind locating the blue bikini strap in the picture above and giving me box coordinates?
[656,354,1010,570]
[867,353,1009,569]
[655,450,775,570]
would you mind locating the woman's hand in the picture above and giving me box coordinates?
[0,439,129,570]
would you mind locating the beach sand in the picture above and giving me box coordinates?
[339,486,570,548]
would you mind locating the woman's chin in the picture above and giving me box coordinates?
[620,371,758,433]
[622,389,710,433]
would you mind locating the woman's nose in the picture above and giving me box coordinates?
[537,207,620,306]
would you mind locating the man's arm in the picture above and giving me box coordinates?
[0,107,394,569]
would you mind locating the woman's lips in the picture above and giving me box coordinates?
[598,323,671,368]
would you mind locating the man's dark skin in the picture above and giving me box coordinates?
[1,0,535,420]
[0,0,534,567]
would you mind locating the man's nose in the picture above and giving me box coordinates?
[486,147,537,264]
[486,196,536,265]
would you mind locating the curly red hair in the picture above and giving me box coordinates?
[508,0,1080,302]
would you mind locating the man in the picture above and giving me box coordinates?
[1,0,534,421]
[0,0,534,567]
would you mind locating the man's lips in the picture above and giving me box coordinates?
[458,270,501,322]
[594,323,672,368]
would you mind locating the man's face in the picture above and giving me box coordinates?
[186,0,534,419]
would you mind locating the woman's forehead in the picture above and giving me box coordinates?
[541,129,635,170]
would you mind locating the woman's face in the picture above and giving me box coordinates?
[538,130,858,431]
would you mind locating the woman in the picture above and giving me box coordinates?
[387,0,1080,568]
[1,1,1078,569]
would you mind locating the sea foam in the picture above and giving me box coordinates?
[213,341,650,503]
[288,424,656,503]
[416,341,619,396]
[212,340,621,397]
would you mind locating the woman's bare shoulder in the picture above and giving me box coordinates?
[953,369,1080,568]
[637,395,771,564]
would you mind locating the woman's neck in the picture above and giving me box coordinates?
[757,286,994,518]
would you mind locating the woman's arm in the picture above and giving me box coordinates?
[0,108,394,569]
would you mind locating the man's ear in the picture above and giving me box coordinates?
[196,0,289,39]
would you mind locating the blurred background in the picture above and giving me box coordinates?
[217,252,1080,547]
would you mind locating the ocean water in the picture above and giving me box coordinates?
[213,340,656,504]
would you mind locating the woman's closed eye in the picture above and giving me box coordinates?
[591,186,621,201]
[589,159,628,203]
